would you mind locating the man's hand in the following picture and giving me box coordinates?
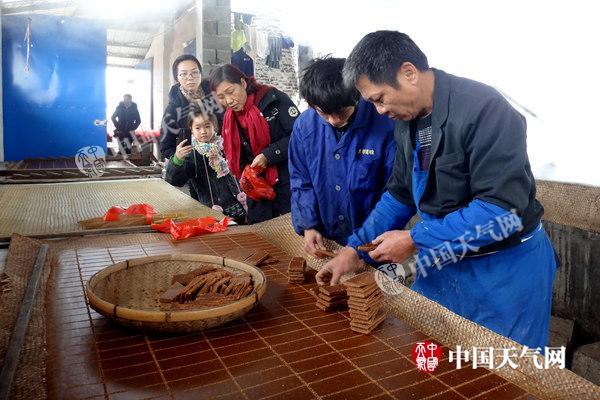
[251,153,268,169]
[303,229,325,257]
[175,139,193,160]
[316,247,361,286]
[369,230,417,263]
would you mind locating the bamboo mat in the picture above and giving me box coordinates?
[0,178,224,238]
[536,180,600,234]
[42,231,537,399]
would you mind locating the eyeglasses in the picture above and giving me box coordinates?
[178,70,201,79]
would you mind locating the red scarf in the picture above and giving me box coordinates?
[222,84,278,186]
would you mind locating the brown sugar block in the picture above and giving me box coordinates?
[347,293,382,307]
[346,283,380,299]
[350,311,386,329]
[317,292,348,303]
[347,290,382,303]
[344,272,375,288]
[288,257,306,271]
[223,273,252,296]
[350,318,385,334]
[159,282,185,303]
[210,276,232,294]
[172,265,216,286]
[199,271,231,295]
[316,299,347,310]
[349,305,380,320]
[319,284,347,297]
[357,243,378,252]
[316,300,348,312]
[223,247,257,262]
[314,248,336,258]
[347,295,382,311]
[245,250,271,266]
[172,273,192,286]
[178,275,207,302]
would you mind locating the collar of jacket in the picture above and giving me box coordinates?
[168,81,211,106]
[396,67,450,156]
[316,98,370,131]
[256,88,277,112]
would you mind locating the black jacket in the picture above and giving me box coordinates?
[165,149,246,223]
[159,80,220,159]
[231,87,299,223]
[389,68,543,249]
[111,102,141,138]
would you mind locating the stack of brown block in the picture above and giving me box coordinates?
[158,266,254,310]
[288,257,306,283]
[315,284,348,312]
[344,271,386,334]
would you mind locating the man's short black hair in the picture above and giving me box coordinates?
[343,31,429,89]
[172,54,203,81]
[300,56,359,115]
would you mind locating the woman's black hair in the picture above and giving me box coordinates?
[172,54,203,81]
[209,64,257,94]
[300,56,359,115]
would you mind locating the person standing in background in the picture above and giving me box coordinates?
[111,94,141,154]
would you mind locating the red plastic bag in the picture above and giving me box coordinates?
[151,217,230,240]
[239,165,276,201]
[103,203,156,223]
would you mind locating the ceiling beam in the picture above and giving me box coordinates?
[107,51,145,61]
[107,63,136,69]
[106,41,150,50]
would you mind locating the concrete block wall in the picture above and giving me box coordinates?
[202,0,231,74]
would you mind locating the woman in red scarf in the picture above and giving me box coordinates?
[210,65,300,224]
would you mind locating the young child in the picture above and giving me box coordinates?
[165,107,247,223]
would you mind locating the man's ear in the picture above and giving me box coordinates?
[397,62,419,86]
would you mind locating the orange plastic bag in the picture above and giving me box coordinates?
[151,217,230,240]
[103,203,156,223]
[239,165,276,201]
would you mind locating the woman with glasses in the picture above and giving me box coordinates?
[210,64,300,224]
[160,54,222,161]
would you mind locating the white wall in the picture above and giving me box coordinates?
[233,0,600,186]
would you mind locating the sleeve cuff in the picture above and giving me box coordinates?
[171,154,184,166]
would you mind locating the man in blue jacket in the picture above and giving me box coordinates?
[289,57,396,257]
[316,31,557,350]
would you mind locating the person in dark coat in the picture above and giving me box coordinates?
[160,54,223,201]
[111,94,141,154]
[165,107,246,223]
[160,54,222,160]
[210,64,299,224]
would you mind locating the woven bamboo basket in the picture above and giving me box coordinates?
[85,254,267,333]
